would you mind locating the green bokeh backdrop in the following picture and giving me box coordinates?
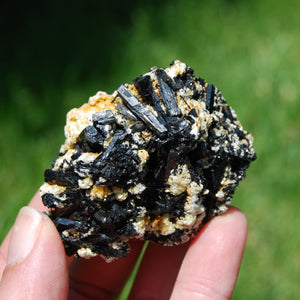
[1,0,299,298]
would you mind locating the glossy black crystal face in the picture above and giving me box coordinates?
[40,60,256,261]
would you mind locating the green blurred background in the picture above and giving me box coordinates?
[1,0,299,298]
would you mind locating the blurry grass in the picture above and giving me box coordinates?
[118,242,149,300]
[1,0,299,298]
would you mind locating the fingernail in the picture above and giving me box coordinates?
[7,206,42,265]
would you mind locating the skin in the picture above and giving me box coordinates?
[0,193,247,299]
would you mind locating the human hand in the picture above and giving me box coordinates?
[0,193,247,299]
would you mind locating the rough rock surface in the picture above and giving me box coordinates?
[40,60,256,261]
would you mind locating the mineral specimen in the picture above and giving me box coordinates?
[40,60,256,261]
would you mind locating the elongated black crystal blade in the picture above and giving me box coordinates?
[156,70,181,117]
[133,75,168,127]
[116,103,138,121]
[206,84,215,113]
[117,85,168,137]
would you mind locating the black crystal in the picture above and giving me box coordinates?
[117,84,168,137]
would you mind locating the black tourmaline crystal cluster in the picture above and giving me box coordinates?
[40,60,256,261]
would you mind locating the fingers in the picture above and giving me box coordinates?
[128,241,190,299]
[0,206,69,300]
[68,240,145,299]
[170,206,248,299]
[0,192,247,300]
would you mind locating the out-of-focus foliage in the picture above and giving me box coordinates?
[1,0,299,299]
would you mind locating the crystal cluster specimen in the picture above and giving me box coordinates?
[40,60,256,260]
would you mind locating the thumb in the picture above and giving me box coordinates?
[0,207,69,300]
